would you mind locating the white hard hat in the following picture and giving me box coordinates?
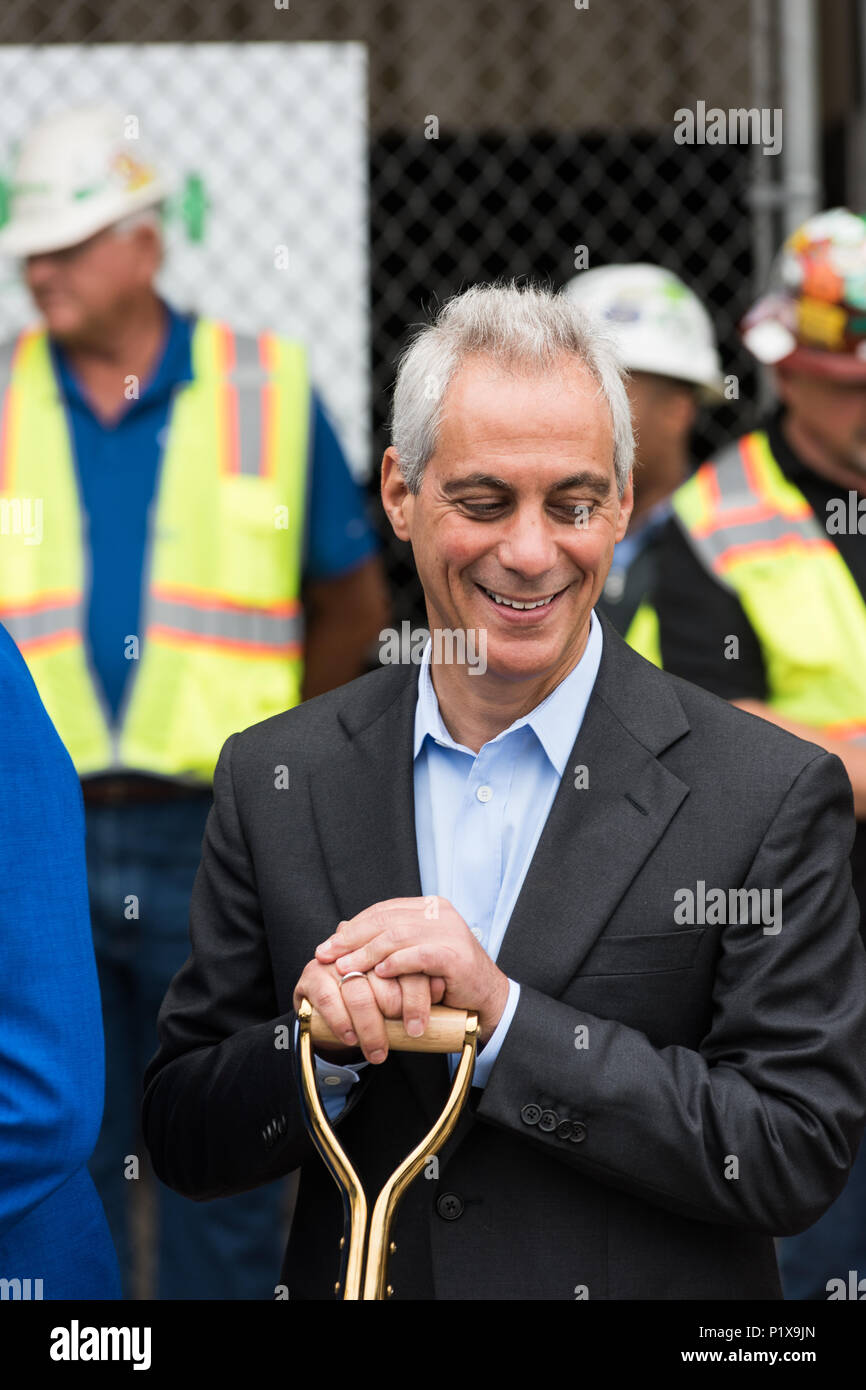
[0,105,167,257]
[562,263,725,403]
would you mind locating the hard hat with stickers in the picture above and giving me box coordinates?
[741,207,866,380]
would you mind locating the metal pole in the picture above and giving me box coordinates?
[780,0,821,232]
[849,0,866,209]
[749,0,778,411]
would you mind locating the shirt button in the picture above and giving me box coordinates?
[470,926,484,942]
[436,1193,464,1221]
[476,785,493,803]
[323,1075,342,1086]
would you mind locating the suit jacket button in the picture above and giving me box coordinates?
[538,1109,559,1133]
[520,1103,542,1126]
[570,1122,587,1143]
[436,1193,464,1221]
[556,1119,574,1140]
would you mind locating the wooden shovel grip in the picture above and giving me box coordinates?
[309,1003,472,1054]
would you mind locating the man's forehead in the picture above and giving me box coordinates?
[444,352,599,400]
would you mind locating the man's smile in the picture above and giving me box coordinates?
[475,579,571,620]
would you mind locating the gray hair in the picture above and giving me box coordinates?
[390,281,634,497]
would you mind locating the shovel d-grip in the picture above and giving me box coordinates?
[294,999,478,1300]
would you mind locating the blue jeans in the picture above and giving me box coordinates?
[777,1137,866,1300]
[85,794,290,1300]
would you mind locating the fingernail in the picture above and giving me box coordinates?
[370,1049,386,1064]
[406,1019,424,1037]
[344,1030,357,1045]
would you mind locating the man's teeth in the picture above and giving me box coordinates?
[482,586,554,610]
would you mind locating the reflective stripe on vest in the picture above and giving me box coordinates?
[670,430,866,745]
[0,319,310,780]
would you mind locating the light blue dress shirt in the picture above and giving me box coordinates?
[308,609,604,1121]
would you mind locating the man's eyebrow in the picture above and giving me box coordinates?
[441,471,613,496]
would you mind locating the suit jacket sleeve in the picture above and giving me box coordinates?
[475,749,866,1236]
[141,731,365,1200]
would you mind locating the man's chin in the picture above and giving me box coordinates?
[40,314,81,343]
[477,629,582,682]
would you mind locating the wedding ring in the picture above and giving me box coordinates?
[338,970,368,988]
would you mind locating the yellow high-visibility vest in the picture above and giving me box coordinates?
[625,430,866,745]
[0,318,310,782]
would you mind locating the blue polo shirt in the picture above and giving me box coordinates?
[49,301,380,716]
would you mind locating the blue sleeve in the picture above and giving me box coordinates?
[303,391,381,582]
[467,980,521,1088]
[293,1018,367,1124]
[0,623,106,1240]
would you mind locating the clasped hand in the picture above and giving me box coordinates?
[292,896,510,1063]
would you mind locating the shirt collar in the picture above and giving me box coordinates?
[413,607,604,776]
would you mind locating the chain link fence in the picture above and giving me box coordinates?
[0,0,830,635]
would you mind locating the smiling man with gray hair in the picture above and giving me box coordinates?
[144,281,866,1300]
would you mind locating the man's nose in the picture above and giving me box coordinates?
[496,509,561,577]
[24,253,60,285]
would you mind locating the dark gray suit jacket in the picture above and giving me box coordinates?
[142,612,866,1300]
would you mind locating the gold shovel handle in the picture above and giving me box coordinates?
[310,1002,472,1054]
[295,999,478,1298]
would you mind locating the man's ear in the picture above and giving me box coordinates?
[133,222,163,287]
[615,471,635,541]
[381,446,413,542]
[668,385,698,441]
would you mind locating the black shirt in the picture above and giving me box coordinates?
[653,410,866,923]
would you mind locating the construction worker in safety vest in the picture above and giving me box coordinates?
[624,208,866,1302]
[0,105,390,1301]
[562,264,724,640]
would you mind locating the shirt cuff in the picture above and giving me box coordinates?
[293,1018,368,1123]
[469,979,521,1089]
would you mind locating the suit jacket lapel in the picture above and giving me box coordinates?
[495,618,691,992]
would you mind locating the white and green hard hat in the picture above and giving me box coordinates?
[0,104,167,257]
[562,262,725,403]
